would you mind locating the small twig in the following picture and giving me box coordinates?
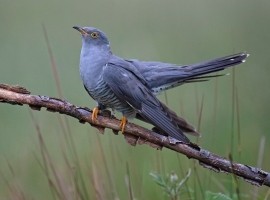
[0,83,269,187]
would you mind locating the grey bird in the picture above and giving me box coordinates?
[73,26,248,143]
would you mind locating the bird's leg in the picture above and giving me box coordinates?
[91,103,107,121]
[91,107,99,121]
[119,116,127,133]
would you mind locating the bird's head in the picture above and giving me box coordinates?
[73,26,110,47]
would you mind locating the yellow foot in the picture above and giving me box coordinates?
[119,116,127,134]
[91,107,99,121]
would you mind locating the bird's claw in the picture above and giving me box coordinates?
[91,107,99,121]
[119,116,127,134]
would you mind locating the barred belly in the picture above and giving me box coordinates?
[87,79,135,117]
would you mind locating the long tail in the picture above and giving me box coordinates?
[182,52,249,82]
[147,52,249,94]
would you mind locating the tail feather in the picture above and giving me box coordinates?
[183,74,226,83]
[149,52,249,94]
[183,52,248,80]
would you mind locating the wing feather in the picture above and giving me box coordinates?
[103,63,190,143]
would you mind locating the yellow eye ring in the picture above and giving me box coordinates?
[90,32,99,39]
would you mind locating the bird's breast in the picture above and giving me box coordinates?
[83,77,135,117]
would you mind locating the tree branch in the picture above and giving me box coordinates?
[0,83,269,187]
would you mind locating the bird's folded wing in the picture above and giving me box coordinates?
[135,101,199,136]
[103,62,190,143]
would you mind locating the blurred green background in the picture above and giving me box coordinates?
[1,0,270,199]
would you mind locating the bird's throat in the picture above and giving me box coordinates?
[79,44,111,90]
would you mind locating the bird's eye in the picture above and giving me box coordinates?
[90,32,99,39]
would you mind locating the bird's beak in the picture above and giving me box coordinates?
[73,26,88,35]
